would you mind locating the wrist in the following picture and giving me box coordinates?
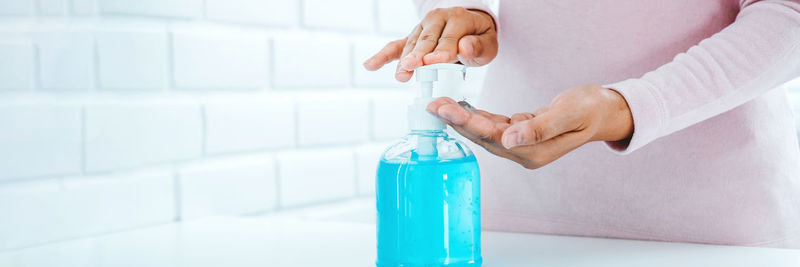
[595,87,634,142]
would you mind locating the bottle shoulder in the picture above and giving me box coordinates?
[381,132,475,164]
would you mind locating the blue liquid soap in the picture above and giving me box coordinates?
[376,129,482,267]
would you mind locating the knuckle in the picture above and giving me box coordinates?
[420,34,439,42]
[531,128,545,143]
[405,38,417,47]
[427,8,446,18]
[448,6,468,16]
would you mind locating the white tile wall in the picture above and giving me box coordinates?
[272,35,350,88]
[71,0,96,15]
[84,102,203,172]
[99,0,202,18]
[172,31,269,89]
[206,0,298,26]
[178,156,277,220]
[0,171,174,251]
[0,104,82,180]
[371,93,411,140]
[303,0,373,32]
[277,148,356,207]
[60,172,175,241]
[204,97,295,154]
[376,0,419,34]
[38,0,68,15]
[0,0,34,16]
[296,94,370,146]
[0,42,34,90]
[97,30,168,90]
[36,31,94,90]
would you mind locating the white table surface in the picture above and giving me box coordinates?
[1,199,798,267]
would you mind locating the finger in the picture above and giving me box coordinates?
[501,109,579,148]
[363,39,405,71]
[401,19,446,71]
[423,19,469,65]
[426,97,458,115]
[510,131,590,169]
[435,103,504,145]
[475,109,510,124]
[395,25,423,82]
[510,112,535,124]
[457,33,498,67]
[450,124,527,163]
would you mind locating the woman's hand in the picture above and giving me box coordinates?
[427,85,634,169]
[362,7,498,82]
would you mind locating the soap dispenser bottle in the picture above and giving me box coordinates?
[376,63,482,267]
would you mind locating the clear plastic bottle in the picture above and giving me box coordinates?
[376,63,482,266]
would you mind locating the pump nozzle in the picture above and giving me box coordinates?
[408,63,467,132]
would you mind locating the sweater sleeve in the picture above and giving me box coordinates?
[413,0,497,26]
[604,0,800,154]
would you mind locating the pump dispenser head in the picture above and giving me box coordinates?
[408,63,467,131]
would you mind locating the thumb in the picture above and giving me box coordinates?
[457,33,497,66]
[501,111,573,149]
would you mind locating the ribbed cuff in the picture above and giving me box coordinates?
[602,78,668,155]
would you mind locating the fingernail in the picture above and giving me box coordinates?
[502,132,519,148]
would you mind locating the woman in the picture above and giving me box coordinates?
[364,0,800,248]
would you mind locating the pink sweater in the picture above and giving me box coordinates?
[415,0,800,248]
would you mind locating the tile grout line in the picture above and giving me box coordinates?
[173,171,182,222]
[81,106,87,175]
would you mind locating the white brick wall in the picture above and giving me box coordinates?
[303,0,373,32]
[0,42,34,90]
[206,0,298,26]
[296,94,370,146]
[172,30,269,89]
[0,0,506,253]
[97,30,168,90]
[0,171,174,251]
[99,0,202,18]
[0,0,34,16]
[204,97,295,154]
[0,104,82,180]
[277,148,356,207]
[36,31,94,90]
[39,0,68,15]
[371,92,411,140]
[85,101,203,172]
[376,0,418,34]
[178,156,277,220]
[272,35,350,88]
[72,0,96,15]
